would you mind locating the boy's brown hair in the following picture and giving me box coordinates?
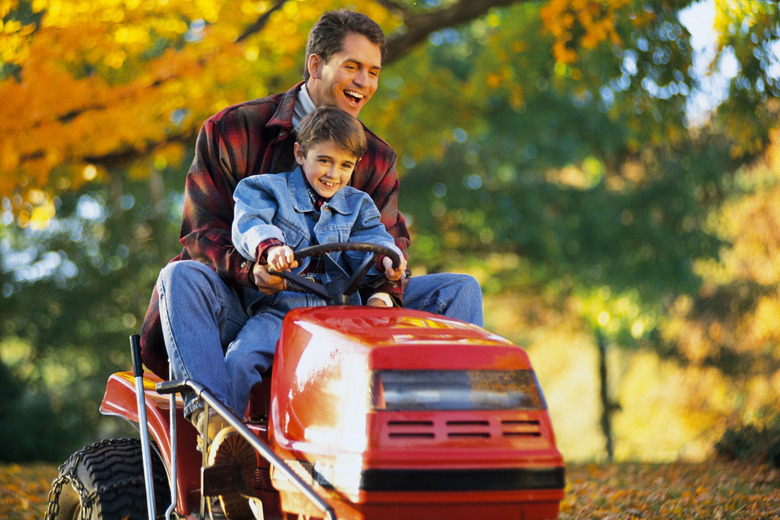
[297,106,367,160]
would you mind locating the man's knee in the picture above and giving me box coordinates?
[463,275,482,302]
[158,260,217,294]
[432,272,482,297]
[455,273,482,298]
[159,260,210,283]
[434,273,483,325]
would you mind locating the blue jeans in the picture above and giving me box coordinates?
[157,260,483,418]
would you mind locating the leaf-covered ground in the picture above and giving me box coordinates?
[2,460,777,519]
[1,463,57,520]
[560,460,779,519]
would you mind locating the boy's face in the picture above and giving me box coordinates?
[295,140,358,199]
[306,32,382,117]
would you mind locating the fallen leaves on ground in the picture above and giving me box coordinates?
[0,463,58,520]
[561,460,779,519]
[1,459,777,519]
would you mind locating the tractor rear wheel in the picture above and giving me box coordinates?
[46,438,169,520]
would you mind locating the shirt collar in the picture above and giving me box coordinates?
[293,83,317,130]
[301,170,326,209]
[265,82,300,133]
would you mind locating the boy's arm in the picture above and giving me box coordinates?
[232,177,286,267]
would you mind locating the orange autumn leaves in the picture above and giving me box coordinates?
[0,463,55,520]
[540,0,636,64]
[2,0,221,224]
[1,460,777,519]
[1,0,646,227]
[561,460,779,519]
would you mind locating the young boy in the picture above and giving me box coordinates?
[227,106,407,422]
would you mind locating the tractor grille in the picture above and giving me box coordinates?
[501,419,543,437]
[383,417,542,440]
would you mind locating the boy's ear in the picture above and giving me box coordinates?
[293,142,306,165]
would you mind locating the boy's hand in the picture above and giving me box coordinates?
[267,245,299,272]
[382,255,407,281]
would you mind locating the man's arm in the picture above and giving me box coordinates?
[345,192,407,304]
[352,128,411,259]
[177,117,257,287]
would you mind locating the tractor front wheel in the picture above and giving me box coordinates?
[46,438,169,520]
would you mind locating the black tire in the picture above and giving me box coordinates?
[46,438,169,520]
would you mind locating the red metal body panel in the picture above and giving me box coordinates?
[269,306,565,520]
[100,372,202,514]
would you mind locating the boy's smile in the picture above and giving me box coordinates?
[294,140,358,199]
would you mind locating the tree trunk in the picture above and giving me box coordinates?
[596,329,618,462]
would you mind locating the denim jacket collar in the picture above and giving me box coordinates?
[289,167,354,216]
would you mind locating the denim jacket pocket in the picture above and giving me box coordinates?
[281,226,307,250]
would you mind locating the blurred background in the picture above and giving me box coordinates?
[1,0,779,465]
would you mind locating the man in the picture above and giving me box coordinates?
[140,10,483,421]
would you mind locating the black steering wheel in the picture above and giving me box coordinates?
[268,242,402,305]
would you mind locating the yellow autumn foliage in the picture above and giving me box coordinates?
[4,0,652,225]
[0,0,346,224]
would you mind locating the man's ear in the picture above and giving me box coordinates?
[307,54,322,80]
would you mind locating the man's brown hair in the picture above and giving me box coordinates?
[303,10,386,81]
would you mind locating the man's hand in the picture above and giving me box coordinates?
[252,263,287,294]
[252,245,300,294]
[253,245,300,294]
[367,295,390,307]
[382,255,407,281]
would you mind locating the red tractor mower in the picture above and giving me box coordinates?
[46,243,565,520]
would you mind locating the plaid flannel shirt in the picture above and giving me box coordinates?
[140,82,410,377]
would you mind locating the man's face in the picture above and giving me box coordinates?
[295,140,358,199]
[307,32,382,117]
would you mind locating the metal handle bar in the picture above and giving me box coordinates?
[130,335,157,520]
[156,379,337,520]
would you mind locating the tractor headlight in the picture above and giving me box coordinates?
[370,370,546,411]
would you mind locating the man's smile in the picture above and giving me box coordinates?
[344,89,365,104]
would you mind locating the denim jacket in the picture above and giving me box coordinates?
[232,167,402,311]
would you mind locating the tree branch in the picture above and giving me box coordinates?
[236,0,289,43]
[385,0,524,64]
[235,0,527,64]
[82,130,197,170]
[372,0,409,13]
